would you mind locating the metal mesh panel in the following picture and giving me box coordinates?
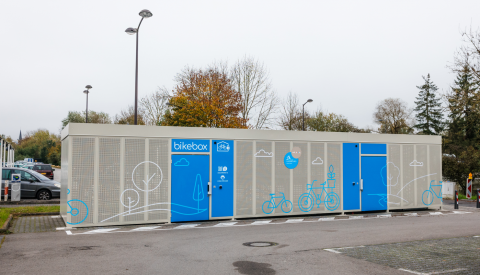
[416,145,428,207]
[402,145,415,207]
[255,142,272,215]
[388,145,402,208]
[310,143,325,212]
[236,141,253,216]
[98,138,120,223]
[147,139,169,221]
[274,142,291,214]
[124,139,146,222]
[429,145,442,206]
[71,137,95,225]
[60,138,69,220]
[326,143,341,211]
[292,142,308,213]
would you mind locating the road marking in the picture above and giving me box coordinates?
[473,236,479,238]
[82,228,119,234]
[398,268,427,275]
[130,226,162,231]
[214,222,237,227]
[66,230,72,235]
[429,212,443,215]
[429,268,468,274]
[318,217,335,221]
[377,214,391,218]
[349,216,364,219]
[252,220,271,225]
[175,224,199,229]
[323,248,342,254]
[51,216,61,218]
[404,213,418,216]
[285,219,304,223]
[452,211,472,214]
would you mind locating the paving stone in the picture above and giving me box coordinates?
[10,216,65,234]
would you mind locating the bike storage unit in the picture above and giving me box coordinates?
[60,123,442,228]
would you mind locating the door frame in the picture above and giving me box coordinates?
[359,143,388,212]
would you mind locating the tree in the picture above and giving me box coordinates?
[114,105,146,125]
[61,110,112,129]
[451,26,480,83]
[308,110,369,132]
[231,56,279,129]
[413,74,444,135]
[140,87,171,126]
[14,129,61,165]
[163,67,246,128]
[278,92,304,131]
[373,98,414,134]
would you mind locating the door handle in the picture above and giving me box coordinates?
[352,182,355,186]
[360,179,363,191]
[208,182,212,195]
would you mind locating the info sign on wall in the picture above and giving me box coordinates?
[212,140,234,217]
[171,139,210,153]
[284,146,301,169]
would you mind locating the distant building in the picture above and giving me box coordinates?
[18,130,22,142]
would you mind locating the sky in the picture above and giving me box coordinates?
[1,0,480,140]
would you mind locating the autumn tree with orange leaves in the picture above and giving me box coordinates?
[163,67,247,128]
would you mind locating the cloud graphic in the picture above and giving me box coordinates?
[409,160,423,167]
[255,149,273,157]
[312,157,323,165]
[174,158,190,167]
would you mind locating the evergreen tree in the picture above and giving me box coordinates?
[413,74,444,135]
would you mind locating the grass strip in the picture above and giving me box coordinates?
[0,206,60,226]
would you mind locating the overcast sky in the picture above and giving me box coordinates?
[1,0,479,140]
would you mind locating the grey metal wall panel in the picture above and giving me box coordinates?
[387,144,402,208]
[327,143,342,211]
[236,141,253,216]
[255,142,272,215]
[416,145,428,207]
[402,145,415,207]
[71,137,95,225]
[124,139,146,222]
[292,142,308,213]
[429,145,442,206]
[274,142,290,215]
[147,139,169,221]
[98,138,121,223]
[60,137,69,221]
[310,143,325,212]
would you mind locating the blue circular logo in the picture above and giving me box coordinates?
[284,152,299,169]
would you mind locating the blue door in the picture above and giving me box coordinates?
[171,155,209,222]
[361,156,387,211]
[212,140,234,217]
[343,143,360,210]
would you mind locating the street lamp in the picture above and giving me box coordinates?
[83,85,92,123]
[302,99,313,131]
[125,9,153,125]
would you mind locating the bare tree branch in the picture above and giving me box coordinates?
[140,87,171,126]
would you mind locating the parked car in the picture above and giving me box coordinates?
[25,164,55,180]
[1,167,60,200]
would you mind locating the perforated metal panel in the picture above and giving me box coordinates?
[255,142,272,215]
[98,138,121,223]
[388,145,402,208]
[416,145,428,207]
[327,143,342,210]
[147,139,169,221]
[60,137,69,220]
[292,142,308,213]
[274,142,290,214]
[310,143,325,212]
[429,145,442,206]
[124,139,146,222]
[236,141,253,216]
[402,145,415,207]
[71,137,95,225]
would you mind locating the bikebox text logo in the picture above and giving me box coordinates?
[172,139,210,152]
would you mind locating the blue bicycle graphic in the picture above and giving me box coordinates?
[298,180,340,212]
[67,199,89,225]
[422,180,442,206]
[262,192,293,214]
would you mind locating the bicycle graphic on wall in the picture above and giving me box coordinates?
[298,165,340,212]
[422,180,442,206]
[262,192,293,214]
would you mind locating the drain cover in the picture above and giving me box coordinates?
[243,242,278,247]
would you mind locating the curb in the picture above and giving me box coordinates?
[0,214,13,233]
[0,201,60,205]
[14,212,60,217]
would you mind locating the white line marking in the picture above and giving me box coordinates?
[349,216,364,219]
[50,216,60,218]
[429,212,443,215]
[131,226,162,231]
[398,268,427,275]
[56,227,66,230]
[318,217,335,221]
[452,211,472,214]
[83,228,119,234]
[377,214,391,218]
[324,248,342,254]
[285,219,304,223]
[252,220,271,225]
[214,222,237,227]
[66,230,72,235]
[175,224,199,229]
[430,268,468,274]
[404,213,418,216]
[473,236,479,238]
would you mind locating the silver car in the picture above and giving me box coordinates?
[1,167,60,200]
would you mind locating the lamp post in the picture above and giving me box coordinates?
[126,9,153,125]
[83,85,92,123]
[302,99,313,131]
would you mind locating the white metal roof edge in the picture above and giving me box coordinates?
[61,123,442,144]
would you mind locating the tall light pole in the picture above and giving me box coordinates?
[84,85,92,123]
[126,9,153,125]
[303,99,313,131]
